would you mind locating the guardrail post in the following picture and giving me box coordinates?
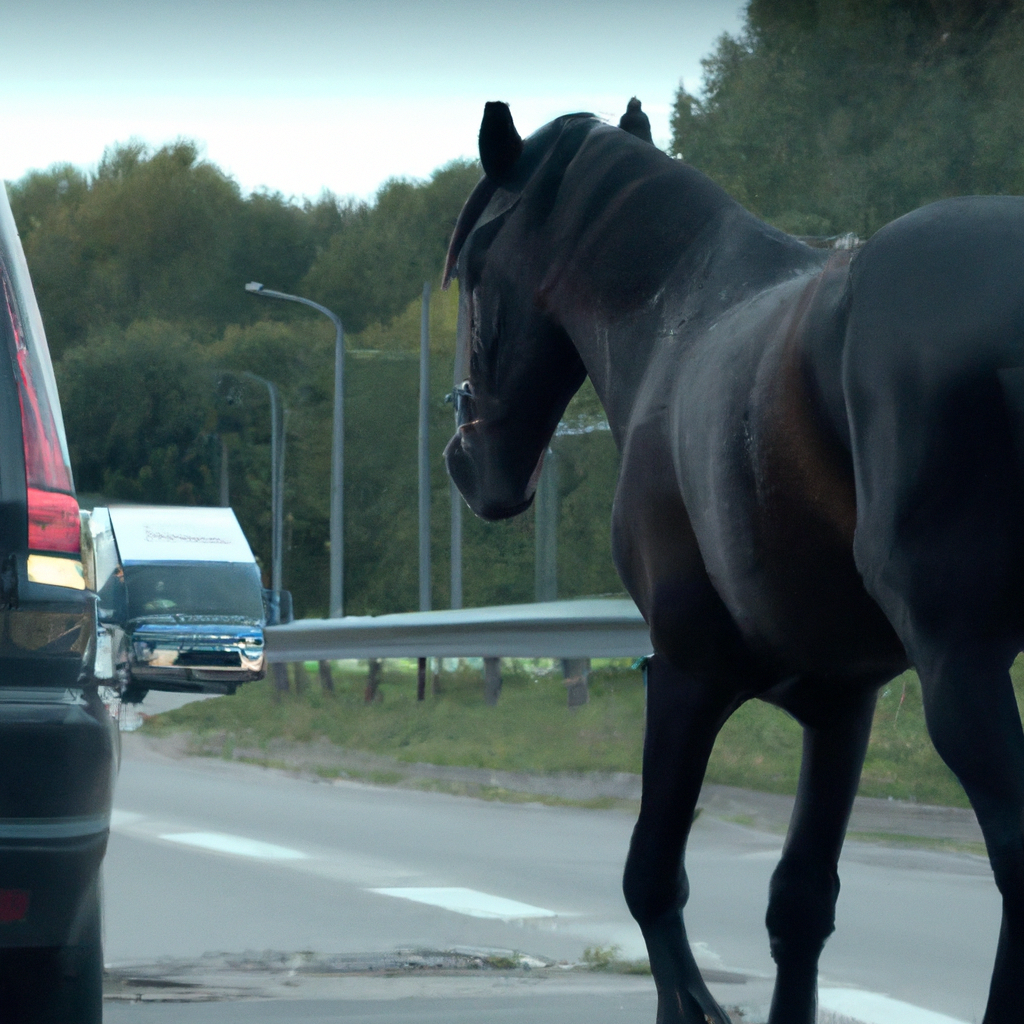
[562,657,590,707]
[364,659,382,703]
[271,662,289,699]
[534,449,558,602]
[484,657,502,706]
[318,660,334,693]
[292,660,309,695]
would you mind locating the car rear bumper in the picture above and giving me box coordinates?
[0,585,96,687]
[0,832,107,947]
[0,689,117,947]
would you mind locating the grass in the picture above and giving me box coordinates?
[143,657,1024,810]
[147,660,646,775]
[581,944,652,975]
[844,831,987,857]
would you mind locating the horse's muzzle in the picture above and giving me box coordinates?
[444,429,536,521]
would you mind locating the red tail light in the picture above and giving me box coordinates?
[0,889,29,923]
[2,271,79,555]
[27,488,80,554]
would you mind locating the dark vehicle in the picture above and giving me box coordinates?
[0,184,116,1022]
[84,505,267,703]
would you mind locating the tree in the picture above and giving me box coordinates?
[299,160,481,333]
[10,148,479,355]
[56,320,218,505]
[672,0,1024,237]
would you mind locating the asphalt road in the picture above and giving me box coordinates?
[103,738,1001,1023]
[105,983,660,1024]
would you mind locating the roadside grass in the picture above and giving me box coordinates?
[581,944,652,974]
[147,660,645,775]
[143,657,1024,809]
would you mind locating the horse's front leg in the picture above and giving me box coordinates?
[763,680,879,1024]
[623,655,737,1024]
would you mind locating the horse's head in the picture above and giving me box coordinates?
[442,102,597,521]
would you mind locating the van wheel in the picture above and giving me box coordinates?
[0,888,103,1023]
[121,682,149,704]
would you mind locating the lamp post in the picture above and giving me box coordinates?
[236,371,285,596]
[246,282,345,618]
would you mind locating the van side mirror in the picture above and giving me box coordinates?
[263,588,294,625]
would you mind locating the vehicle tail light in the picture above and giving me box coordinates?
[0,889,29,923]
[3,275,79,556]
[27,488,80,553]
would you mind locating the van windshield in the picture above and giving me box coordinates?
[123,562,264,622]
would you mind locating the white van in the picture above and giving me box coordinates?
[83,506,267,701]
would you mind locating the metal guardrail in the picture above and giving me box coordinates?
[264,598,650,662]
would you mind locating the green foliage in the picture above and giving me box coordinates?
[12,142,246,354]
[52,282,620,617]
[148,661,647,775]
[299,160,481,333]
[582,945,651,974]
[56,320,219,505]
[673,1,1024,237]
[7,140,438,357]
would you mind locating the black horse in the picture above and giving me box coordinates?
[443,100,1024,1024]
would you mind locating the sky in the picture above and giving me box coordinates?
[3,0,746,203]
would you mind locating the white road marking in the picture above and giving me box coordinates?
[160,832,308,860]
[110,809,144,828]
[370,886,559,920]
[818,988,970,1024]
[111,810,420,885]
[115,811,966,1024]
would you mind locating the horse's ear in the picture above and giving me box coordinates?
[479,101,523,183]
[618,97,654,145]
[442,175,498,288]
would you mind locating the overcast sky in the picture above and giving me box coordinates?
[4,0,746,202]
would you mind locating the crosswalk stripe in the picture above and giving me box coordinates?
[818,987,969,1024]
[370,886,559,920]
[160,831,308,860]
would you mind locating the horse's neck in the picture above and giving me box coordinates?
[559,202,815,441]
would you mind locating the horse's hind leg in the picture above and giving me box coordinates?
[763,680,879,1024]
[913,645,1024,1024]
[622,655,737,1024]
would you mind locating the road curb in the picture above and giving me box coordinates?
[123,731,984,847]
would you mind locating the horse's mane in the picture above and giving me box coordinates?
[443,113,601,288]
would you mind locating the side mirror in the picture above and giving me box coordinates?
[263,588,294,625]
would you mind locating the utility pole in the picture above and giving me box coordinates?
[245,282,345,617]
[418,283,431,701]
[238,371,285,596]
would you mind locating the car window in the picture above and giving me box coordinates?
[123,561,264,621]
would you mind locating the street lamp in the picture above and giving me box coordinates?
[236,371,285,597]
[246,282,345,618]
